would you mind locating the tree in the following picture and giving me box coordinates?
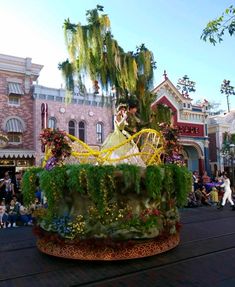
[59,5,156,124]
[201,5,235,45]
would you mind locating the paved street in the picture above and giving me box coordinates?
[0,206,235,287]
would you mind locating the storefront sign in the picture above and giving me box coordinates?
[178,124,204,136]
[0,159,15,166]
[178,126,199,134]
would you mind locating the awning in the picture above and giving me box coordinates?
[0,149,35,158]
[6,118,24,133]
[8,82,24,95]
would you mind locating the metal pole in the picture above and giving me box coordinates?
[226,94,230,113]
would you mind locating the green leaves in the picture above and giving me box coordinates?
[60,6,156,126]
[201,5,235,45]
[22,164,191,240]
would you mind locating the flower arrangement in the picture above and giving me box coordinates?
[159,123,185,166]
[40,128,72,169]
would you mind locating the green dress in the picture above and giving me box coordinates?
[101,114,132,158]
[101,114,146,167]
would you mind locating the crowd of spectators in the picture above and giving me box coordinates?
[0,171,44,228]
[187,170,234,208]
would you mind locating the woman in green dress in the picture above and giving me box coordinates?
[101,104,145,166]
[101,104,132,158]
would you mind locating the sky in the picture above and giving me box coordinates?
[1,0,235,112]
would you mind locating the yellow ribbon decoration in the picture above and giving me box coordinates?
[66,128,164,166]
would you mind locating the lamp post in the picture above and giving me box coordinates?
[176,75,196,97]
[229,143,235,190]
[220,79,235,113]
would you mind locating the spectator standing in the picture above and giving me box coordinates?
[218,174,235,210]
[12,172,23,204]
[0,172,14,204]
[193,171,200,192]
[0,200,8,228]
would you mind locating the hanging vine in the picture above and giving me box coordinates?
[59,5,156,124]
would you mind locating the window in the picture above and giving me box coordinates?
[8,95,20,106]
[96,122,103,143]
[8,133,22,144]
[68,120,76,136]
[5,117,24,145]
[48,117,57,129]
[78,121,85,142]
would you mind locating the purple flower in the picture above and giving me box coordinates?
[45,157,58,171]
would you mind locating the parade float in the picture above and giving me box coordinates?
[22,6,191,260]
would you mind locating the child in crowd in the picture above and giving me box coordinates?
[19,205,33,226]
[6,199,18,227]
[0,200,8,228]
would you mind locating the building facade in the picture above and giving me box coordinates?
[33,85,113,165]
[0,54,43,176]
[208,110,235,175]
[0,53,212,176]
[151,76,209,175]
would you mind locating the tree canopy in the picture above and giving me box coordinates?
[59,5,156,123]
[201,5,235,45]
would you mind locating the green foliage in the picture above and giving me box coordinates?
[173,165,192,207]
[231,133,235,143]
[86,165,115,215]
[221,132,235,156]
[58,59,74,90]
[39,166,68,211]
[163,164,175,197]
[22,167,43,205]
[201,5,235,45]
[151,104,172,130]
[146,165,163,199]
[60,6,156,125]
[66,164,90,194]
[22,164,192,240]
[117,164,141,194]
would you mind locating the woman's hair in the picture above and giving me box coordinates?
[117,103,127,111]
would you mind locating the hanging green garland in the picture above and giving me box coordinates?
[145,165,163,200]
[22,167,43,205]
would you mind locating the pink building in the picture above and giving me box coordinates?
[0,54,42,175]
[0,53,113,171]
[151,75,210,175]
[33,85,113,165]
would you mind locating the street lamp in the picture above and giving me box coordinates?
[229,143,235,190]
[176,75,196,97]
[220,79,235,113]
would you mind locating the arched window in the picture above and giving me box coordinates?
[5,117,24,144]
[96,122,103,143]
[48,117,57,129]
[68,120,76,136]
[78,121,85,142]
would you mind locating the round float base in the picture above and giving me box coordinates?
[37,233,180,260]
